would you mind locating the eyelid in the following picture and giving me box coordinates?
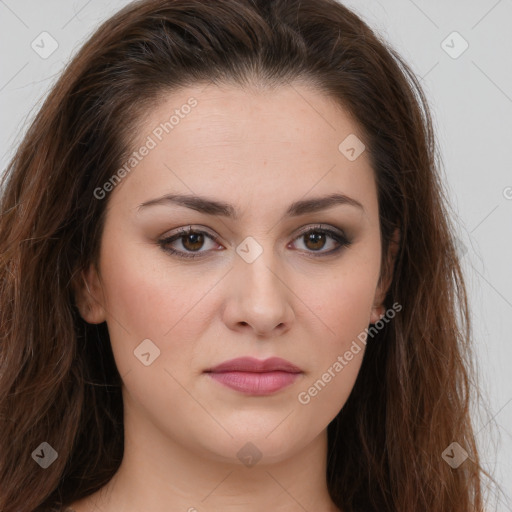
[163,224,217,238]
[293,223,346,238]
[160,223,346,242]
[158,226,222,260]
[157,223,350,259]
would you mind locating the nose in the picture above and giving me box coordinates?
[221,249,294,337]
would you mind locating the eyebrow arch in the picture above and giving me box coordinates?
[137,192,364,218]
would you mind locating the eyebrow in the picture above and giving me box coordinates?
[137,192,364,218]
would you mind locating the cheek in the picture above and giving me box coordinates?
[322,272,377,339]
[305,252,380,343]
[99,226,210,331]
[96,235,205,377]
[101,255,176,335]
[294,253,380,415]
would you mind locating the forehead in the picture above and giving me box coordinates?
[138,81,364,153]
[109,82,377,221]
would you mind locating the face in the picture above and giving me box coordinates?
[78,81,390,465]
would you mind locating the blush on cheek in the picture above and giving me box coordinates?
[311,283,377,346]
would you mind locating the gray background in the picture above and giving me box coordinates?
[1,0,511,508]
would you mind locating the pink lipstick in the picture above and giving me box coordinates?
[204,357,303,395]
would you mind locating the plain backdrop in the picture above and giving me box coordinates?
[1,0,511,509]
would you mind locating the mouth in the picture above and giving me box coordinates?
[205,370,302,395]
[204,356,303,396]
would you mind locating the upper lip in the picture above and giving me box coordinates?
[205,357,302,374]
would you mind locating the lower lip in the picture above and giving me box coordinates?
[205,371,301,395]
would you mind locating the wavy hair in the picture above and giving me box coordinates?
[0,0,488,510]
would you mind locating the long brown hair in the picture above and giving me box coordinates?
[0,0,489,510]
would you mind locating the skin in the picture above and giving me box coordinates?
[71,81,397,512]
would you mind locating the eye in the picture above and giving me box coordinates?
[289,224,351,257]
[157,224,351,260]
[158,226,221,260]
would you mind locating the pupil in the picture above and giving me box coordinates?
[306,232,325,250]
[185,233,203,250]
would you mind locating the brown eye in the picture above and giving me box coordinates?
[303,231,328,251]
[291,225,351,257]
[158,224,351,260]
[158,227,220,260]
[181,232,205,252]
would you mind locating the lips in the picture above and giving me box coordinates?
[204,357,303,395]
[204,356,302,374]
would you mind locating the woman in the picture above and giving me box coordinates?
[0,0,489,510]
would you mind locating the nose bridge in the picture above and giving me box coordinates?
[227,234,292,333]
[235,235,283,300]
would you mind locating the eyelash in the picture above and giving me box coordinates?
[157,224,351,260]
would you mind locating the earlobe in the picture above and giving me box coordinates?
[369,304,385,324]
[370,227,401,325]
[71,264,107,324]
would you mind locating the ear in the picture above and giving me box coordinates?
[71,264,107,324]
[370,227,400,324]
